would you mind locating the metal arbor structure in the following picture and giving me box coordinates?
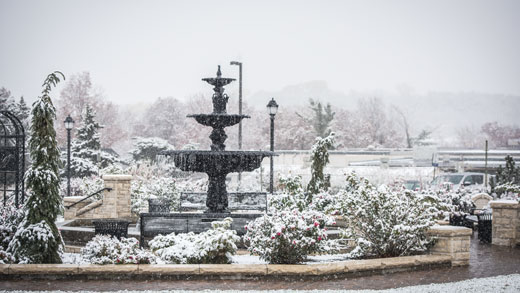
[0,111,25,207]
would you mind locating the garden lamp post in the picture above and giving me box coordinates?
[266,98,278,194]
[64,115,75,197]
[230,61,243,150]
[231,61,243,184]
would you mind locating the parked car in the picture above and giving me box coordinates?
[431,172,486,191]
[403,180,422,191]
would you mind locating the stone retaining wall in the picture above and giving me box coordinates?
[490,200,519,247]
[427,225,472,266]
[63,175,132,220]
[0,255,451,280]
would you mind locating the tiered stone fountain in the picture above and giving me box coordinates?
[164,65,273,214]
[141,66,272,237]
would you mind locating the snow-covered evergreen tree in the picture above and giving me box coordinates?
[307,133,335,195]
[0,87,16,112]
[8,71,65,264]
[68,104,117,177]
[16,97,30,122]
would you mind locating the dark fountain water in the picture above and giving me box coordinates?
[162,65,273,216]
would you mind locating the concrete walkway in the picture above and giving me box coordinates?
[1,234,519,291]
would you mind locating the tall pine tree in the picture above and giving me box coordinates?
[8,72,65,263]
[68,104,116,177]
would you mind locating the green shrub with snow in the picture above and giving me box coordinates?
[271,172,339,214]
[81,235,155,264]
[337,172,440,258]
[149,217,240,264]
[494,183,520,201]
[130,177,180,214]
[244,209,335,264]
[0,203,23,264]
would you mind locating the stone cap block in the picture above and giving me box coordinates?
[138,264,199,275]
[78,264,138,274]
[428,225,472,236]
[102,175,133,181]
[490,200,519,209]
[9,264,78,274]
[200,264,267,275]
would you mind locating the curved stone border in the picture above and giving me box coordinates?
[0,255,451,280]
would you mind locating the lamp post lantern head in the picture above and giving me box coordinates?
[230,61,242,66]
[64,115,75,130]
[266,98,279,116]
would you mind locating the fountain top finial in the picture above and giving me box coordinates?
[217,65,222,78]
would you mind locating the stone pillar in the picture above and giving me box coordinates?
[428,225,472,266]
[102,175,133,219]
[490,200,519,247]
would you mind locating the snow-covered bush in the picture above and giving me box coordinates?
[81,235,155,264]
[270,173,338,214]
[149,217,240,264]
[494,183,520,201]
[129,137,175,163]
[421,188,477,220]
[337,172,440,258]
[277,173,304,195]
[130,177,181,214]
[0,203,23,264]
[7,219,62,264]
[0,203,23,251]
[244,209,335,264]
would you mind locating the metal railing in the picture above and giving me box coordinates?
[65,187,112,209]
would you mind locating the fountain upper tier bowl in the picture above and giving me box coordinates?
[187,114,250,128]
[163,150,274,174]
[201,77,235,87]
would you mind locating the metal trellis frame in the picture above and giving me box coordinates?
[0,111,25,207]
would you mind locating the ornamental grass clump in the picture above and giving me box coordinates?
[338,172,441,259]
[149,217,240,264]
[81,235,155,264]
[244,209,335,264]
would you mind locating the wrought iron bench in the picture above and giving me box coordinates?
[449,213,474,230]
[93,219,130,239]
[147,198,171,213]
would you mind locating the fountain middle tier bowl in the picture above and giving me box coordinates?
[187,114,250,128]
[165,150,275,174]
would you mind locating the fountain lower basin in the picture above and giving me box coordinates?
[166,150,273,174]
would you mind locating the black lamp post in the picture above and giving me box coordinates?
[64,115,74,197]
[230,61,243,150]
[266,98,278,194]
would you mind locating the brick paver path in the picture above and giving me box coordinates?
[1,234,519,291]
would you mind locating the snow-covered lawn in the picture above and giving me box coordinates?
[1,274,518,292]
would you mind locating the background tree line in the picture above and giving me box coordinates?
[3,71,519,158]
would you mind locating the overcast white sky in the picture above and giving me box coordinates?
[0,0,519,104]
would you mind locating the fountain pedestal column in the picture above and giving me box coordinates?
[207,172,229,213]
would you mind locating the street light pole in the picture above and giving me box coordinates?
[266,98,279,194]
[230,61,243,150]
[64,115,75,197]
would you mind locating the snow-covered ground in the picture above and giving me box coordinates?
[1,274,519,292]
[62,253,352,265]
